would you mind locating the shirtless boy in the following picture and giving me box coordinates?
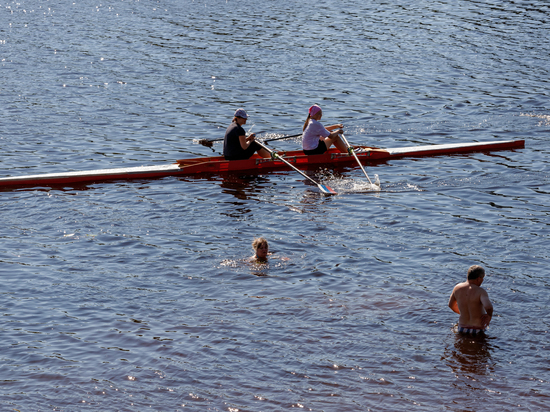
[448,265,494,334]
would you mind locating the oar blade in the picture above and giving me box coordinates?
[318,184,337,195]
[197,138,215,147]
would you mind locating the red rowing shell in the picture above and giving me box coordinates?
[0,140,525,188]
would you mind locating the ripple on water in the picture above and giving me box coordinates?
[1,0,550,410]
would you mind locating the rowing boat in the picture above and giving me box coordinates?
[0,139,525,189]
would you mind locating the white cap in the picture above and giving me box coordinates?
[234,108,248,119]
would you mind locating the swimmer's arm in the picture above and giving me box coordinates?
[448,292,460,314]
[480,291,493,327]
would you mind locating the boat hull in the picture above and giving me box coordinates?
[0,140,524,189]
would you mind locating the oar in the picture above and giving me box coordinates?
[197,132,300,147]
[264,133,302,143]
[255,141,337,195]
[197,131,264,147]
[340,133,378,187]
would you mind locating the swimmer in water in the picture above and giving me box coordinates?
[251,237,269,263]
[448,265,494,335]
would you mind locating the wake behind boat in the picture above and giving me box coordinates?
[0,139,525,190]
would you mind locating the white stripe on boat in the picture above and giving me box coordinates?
[385,140,518,155]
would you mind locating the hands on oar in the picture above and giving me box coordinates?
[255,141,337,195]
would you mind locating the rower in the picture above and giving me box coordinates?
[302,105,347,155]
[223,109,271,160]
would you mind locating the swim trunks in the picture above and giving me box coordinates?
[456,325,486,335]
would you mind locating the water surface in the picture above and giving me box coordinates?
[1,0,549,410]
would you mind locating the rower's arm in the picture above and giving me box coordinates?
[239,134,254,150]
[325,123,343,131]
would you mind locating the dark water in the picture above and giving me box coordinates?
[1,0,549,410]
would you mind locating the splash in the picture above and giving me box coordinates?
[324,173,382,194]
[220,259,240,268]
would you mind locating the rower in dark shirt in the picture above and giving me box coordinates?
[223,108,270,160]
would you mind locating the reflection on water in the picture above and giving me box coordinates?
[217,174,270,218]
[444,328,494,378]
[219,174,265,201]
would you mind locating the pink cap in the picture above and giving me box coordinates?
[309,105,322,116]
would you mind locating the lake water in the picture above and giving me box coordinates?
[1,0,549,410]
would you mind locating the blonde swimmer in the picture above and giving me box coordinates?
[250,237,270,263]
